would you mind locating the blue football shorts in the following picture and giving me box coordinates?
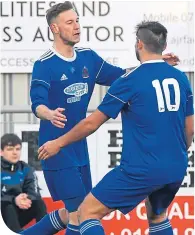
[91,166,182,215]
[43,164,92,212]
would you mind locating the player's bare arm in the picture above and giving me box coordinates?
[126,53,180,73]
[36,105,67,128]
[38,110,109,160]
[185,115,194,149]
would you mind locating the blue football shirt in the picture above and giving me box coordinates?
[31,47,125,170]
[98,60,194,183]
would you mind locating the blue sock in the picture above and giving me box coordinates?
[149,218,173,234]
[66,224,80,234]
[20,210,66,235]
[79,219,105,235]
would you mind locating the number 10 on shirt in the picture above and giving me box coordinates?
[152,78,180,112]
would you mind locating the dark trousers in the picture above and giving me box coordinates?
[1,199,47,233]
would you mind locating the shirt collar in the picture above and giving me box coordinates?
[142,59,165,64]
[50,47,77,62]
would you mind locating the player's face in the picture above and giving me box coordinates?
[1,144,21,164]
[55,9,80,46]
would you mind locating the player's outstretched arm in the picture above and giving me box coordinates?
[38,110,109,160]
[185,115,194,149]
[125,53,179,74]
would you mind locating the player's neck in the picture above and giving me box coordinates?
[140,54,163,63]
[53,41,74,58]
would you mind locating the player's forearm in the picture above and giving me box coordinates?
[36,105,53,120]
[185,130,194,149]
[56,110,108,148]
[185,115,194,149]
[57,119,98,148]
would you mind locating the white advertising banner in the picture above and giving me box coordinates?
[1,1,194,73]
[14,122,194,197]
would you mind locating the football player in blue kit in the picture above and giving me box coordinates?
[38,21,194,235]
[20,1,180,234]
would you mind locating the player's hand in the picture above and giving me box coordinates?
[38,140,61,160]
[162,53,180,66]
[49,108,67,128]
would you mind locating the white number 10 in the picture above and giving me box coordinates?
[152,78,180,112]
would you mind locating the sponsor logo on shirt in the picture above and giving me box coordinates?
[2,176,11,180]
[64,83,88,103]
[2,186,6,192]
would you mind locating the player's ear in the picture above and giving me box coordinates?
[50,23,59,34]
[137,39,143,50]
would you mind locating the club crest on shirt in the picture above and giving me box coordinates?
[82,66,89,78]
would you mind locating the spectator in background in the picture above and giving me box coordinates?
[1,133,47,233]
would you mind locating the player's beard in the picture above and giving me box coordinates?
[135,48,141,62]
[59,33,77,47]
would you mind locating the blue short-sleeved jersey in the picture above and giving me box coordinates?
[98,60,194,183]
[31,47,125,170]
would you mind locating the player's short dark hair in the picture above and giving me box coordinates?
[1,133,22,150]
[135,21,167,54]
[46,1,75,26]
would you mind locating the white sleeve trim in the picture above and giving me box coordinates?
[31,79,50,87]
[107,91,126,104]
[187,94,193,101]
[96,61,105,79]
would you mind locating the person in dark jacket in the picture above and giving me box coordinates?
[1,133,47,233]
